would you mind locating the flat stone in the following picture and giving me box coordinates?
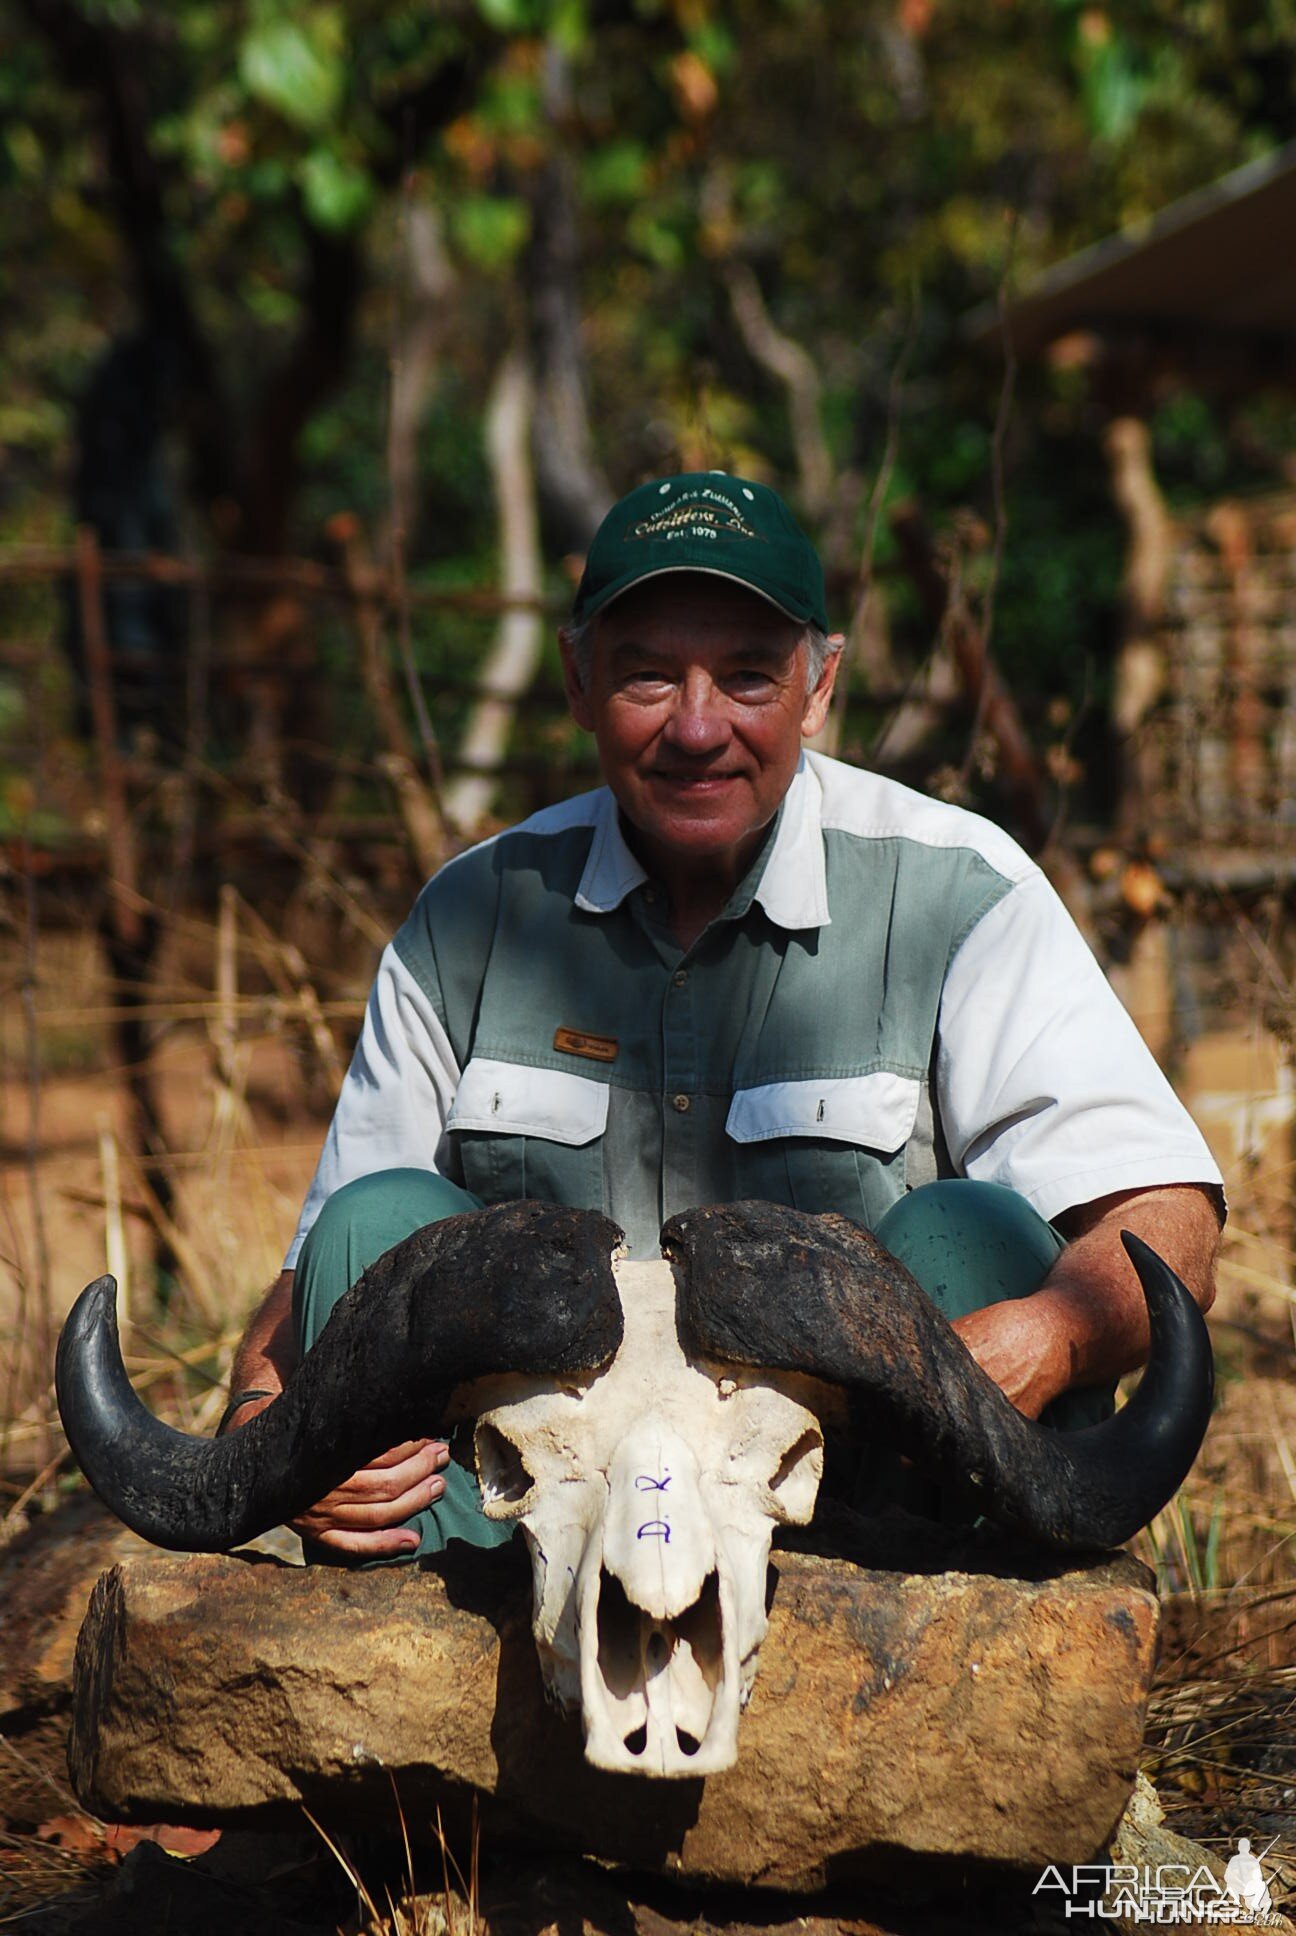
[70,1532,1157,1891]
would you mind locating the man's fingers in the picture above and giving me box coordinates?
[364,1437,445,1470]
[294,1470,447,1534]
[306,1524,424,1558]
[329,1443,449,1505]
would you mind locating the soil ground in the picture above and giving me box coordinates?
[2,921,1295,1932]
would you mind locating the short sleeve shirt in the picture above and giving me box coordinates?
[284,752,1222,1266]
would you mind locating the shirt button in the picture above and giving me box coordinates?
[672,1093,691,1113]
[643,886,658,904]
[672,969,689,988]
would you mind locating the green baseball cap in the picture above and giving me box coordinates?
[572,472,828,634]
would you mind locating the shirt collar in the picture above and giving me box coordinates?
[573,756,830,930]
[751,755,831,930]
[573,791,649,912]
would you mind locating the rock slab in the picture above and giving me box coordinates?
[70,1542,1158,1892]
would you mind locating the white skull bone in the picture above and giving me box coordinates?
[468,1257,825,1777]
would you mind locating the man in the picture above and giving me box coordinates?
[222,472,1223,1562]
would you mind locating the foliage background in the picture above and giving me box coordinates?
[3,0,1295,833]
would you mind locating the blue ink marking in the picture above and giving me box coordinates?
[637,1519,671,1542]
[635,1472,671,1492]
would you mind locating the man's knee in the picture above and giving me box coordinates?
[875,1177,1063,1319]
[294,1168,484,1352]
[301,1168,478,1259]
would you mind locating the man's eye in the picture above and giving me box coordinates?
[622,669,672,693]
[728,669,777,695]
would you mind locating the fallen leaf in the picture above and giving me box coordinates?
[35,1814,105,1855]
[104,1822,222,1858]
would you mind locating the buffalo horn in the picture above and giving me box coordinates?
[666,1203,1213,1552]
[56,1201,623,1552]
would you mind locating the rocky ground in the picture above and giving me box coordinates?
[3,1492,1295,1936]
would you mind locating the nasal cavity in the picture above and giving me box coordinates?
[474,1422,533,1505]
[771,1427,821,1491]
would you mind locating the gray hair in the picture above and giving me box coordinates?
[564,615,835,692]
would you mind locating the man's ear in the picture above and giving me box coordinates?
[559,627,596,731]
[800,636,844,739]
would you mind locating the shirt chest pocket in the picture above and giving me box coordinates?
[725,1072,921,1227]
[447,1057,609,1211]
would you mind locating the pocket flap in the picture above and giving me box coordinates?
[726,1072,920,1151]
[448,1058,609,1146]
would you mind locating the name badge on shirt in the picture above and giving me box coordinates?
[553,1026,618,1064]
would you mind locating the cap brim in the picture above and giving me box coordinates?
[580,564,815,628]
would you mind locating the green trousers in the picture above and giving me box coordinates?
[293,1172,1113,1564]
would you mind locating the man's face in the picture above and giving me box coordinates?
[561,576,838,879]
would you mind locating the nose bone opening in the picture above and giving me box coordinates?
[474,1421,534,1505]
[771,1425,822,1491]
[596,1569,724,1758]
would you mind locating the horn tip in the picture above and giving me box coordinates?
[58,1274,119,1355]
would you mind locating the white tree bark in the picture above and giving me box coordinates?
[444,348,543,832]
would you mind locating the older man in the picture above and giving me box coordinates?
[223,472,1223,1562]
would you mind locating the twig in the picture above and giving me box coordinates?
[165,567,211,912]
[387,169,453,806]
[1,1443,72,1531]
[836,279,920,746]
[186,757,389,949]
[956,226,1019,793]
[233,890,345,1100]
[211,884,240,1131]
[119,1146,220,1329]
[98,1121,129,1331]
[723,258,833,520]
[18,833,54,1484]
[75,526,142,951]
[331,522,446,879]
[978,223,1019,667]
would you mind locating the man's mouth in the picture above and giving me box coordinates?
[651,770,741,788]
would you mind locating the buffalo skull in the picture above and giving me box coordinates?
[466,1256,827,1773]
[56,1199,1213,1778]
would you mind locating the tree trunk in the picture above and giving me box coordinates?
[524,39,613,553]
[444,350,544,833]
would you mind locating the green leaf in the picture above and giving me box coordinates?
[548,0,589,54]
[450,192,531,270]
[239,18,344,132]
[583,140,649,205]
[475,0,533,28]
[298,148,374,232]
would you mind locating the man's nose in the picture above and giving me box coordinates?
[662,672,729,755]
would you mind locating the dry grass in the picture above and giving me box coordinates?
[306,1791,483,1936]
[1,894,1294,1926]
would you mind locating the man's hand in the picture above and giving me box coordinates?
[220,1269,450,1555]
[288,1436,451,1557]
[951,1182,1222,1419]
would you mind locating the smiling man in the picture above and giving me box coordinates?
[222,472,1223,1562]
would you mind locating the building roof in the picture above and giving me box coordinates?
[967,142,1296,358]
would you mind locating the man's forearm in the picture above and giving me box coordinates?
[221,1270,297,1433]
[1043,1182,1221,1383]
[953,1182,1222,1419]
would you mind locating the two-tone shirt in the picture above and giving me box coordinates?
[285,751,1222,1266]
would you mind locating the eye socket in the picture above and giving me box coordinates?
[475,1422,535,1507]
